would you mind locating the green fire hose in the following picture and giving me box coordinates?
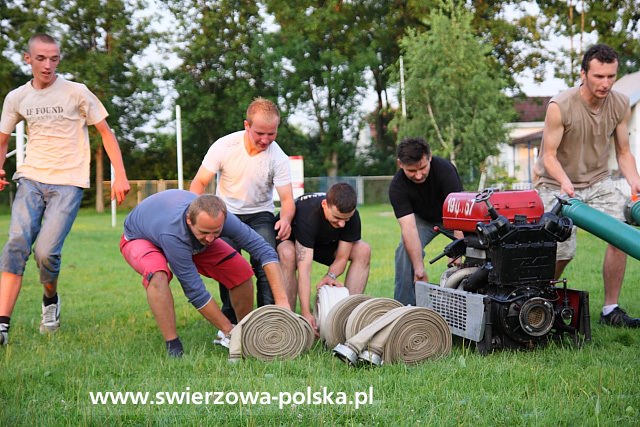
[561,197,640,261]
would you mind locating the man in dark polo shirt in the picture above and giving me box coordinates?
[389,137,463,306]
[277,182,370,332]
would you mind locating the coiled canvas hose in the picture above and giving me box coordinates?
[344,297,403,339]
[321,294,372,349]
[333,306,452,366]
[228,305,315,362]
[314,285,350,335]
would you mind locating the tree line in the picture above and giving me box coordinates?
[1,0,639,209]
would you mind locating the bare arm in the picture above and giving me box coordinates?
[315,241,352,288]
[294,241,317,331]
[397,214,427,283]
[197,299,234,335]
[0,132,11,190]
[189,165,216,195]
[614,107,640,194]
[541,103,574,196]
[262,262,291,309]
[274,183,295,240]
[94,119,130,205]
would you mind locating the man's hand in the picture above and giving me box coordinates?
[0,169,9,191]
[448,257,462,267]
[275,296,292,311]
[274,218,292,240]
[302,311,319,337]
[316,273,344,289]
[111,177,131,205]
[629,179,640,197]
[559,181,575,198]
[413,265,427,283]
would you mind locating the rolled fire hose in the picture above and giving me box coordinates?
[228,305,314,362]
[561,197,640,261]
[344,297,403,339]
[321,294,372,349]
[314,285,350,335]
[333,306,452,366]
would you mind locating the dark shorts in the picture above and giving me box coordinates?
[536,178,626,260]
[311,243,338,266]
[120,235,253,289]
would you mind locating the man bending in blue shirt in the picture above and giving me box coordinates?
[121,190,289,357]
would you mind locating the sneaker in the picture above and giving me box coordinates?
[600,306,640,328]
[166,340,184,358]
[213,329,231,349]
[0,323,8,346]
[40,299,61,334]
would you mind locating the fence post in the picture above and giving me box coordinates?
[357,176,364,205]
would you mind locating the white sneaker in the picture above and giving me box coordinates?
[40,299,61,334]
[0,323,8,345]
[213,329,231,348]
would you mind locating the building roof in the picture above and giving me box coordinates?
[513,97,551,122]
[613,70,640,106]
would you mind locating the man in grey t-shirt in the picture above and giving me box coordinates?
[535,44,640,327]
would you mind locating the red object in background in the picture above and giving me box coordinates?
[442,190,544,232]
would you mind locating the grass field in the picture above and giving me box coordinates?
[0,204,639,426]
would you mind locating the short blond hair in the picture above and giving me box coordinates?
[246,97,280,125]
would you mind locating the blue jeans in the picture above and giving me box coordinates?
[219,211,276,323]
[0,178,83,284]
[394,216,441,306]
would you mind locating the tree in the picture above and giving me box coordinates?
[47,0,161,210]
[0,1,52,99]
[264,0,374,176]
[127,133,179,179]
[537,0,640,84]
[165,0,280,178]
[0,1,50,189]
[344,1,551,175]
[469,1,549,91]
[352,0,433,167]
[394,1,515,187]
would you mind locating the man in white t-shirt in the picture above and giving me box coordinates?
[0,34,130,345]
[190,98,294,323]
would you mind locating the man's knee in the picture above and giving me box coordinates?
[33,249,61,279]
[351,241,371,263]
[230,279,254,304]
[147,271,170,289]
[277,241,295,264]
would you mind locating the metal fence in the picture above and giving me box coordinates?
[100,176,395,209]
[303,176,394,205]
[1,177,633,211]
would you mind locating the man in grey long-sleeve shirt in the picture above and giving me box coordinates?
[120,189,289,357]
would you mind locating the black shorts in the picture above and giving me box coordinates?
[312,243,337,266]
[275,237,337,266]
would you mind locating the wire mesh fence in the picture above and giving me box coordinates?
[1,177,632,212]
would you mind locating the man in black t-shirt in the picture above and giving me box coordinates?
[277,182,370,332]
[388,137,463,306]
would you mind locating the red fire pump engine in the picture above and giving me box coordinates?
[416,188,592,353]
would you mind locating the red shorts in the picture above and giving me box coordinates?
[120,235,253,289]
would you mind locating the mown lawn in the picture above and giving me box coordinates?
[0,204,639,426]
